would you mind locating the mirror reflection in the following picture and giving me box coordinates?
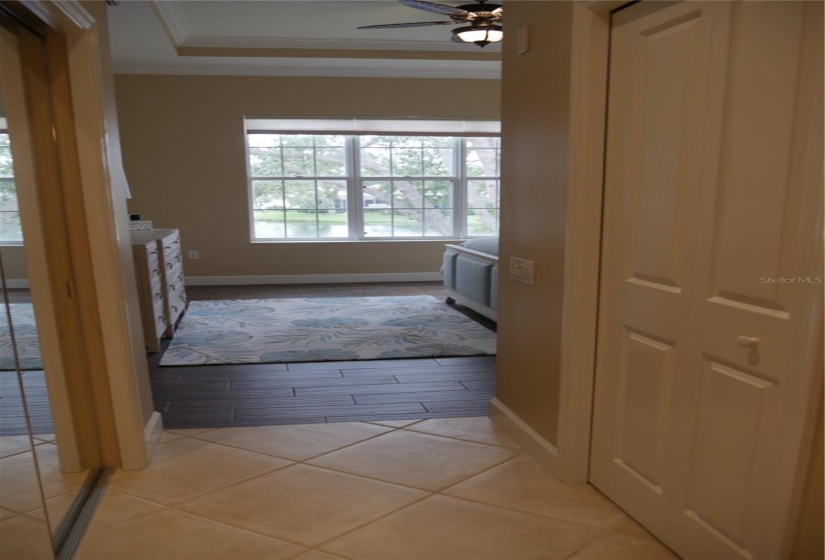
[0,17,91,557]
[0,248,54,557]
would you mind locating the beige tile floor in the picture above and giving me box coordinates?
[75,417,680,560]
[0,436,89,559]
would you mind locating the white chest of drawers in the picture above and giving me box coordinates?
[130,229,188,352]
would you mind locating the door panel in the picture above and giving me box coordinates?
[667,2,823,558]
[590,0,716,540]
[591,1,823,559]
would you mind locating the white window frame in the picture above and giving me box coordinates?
[245,118,500,243]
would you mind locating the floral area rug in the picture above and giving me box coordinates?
[0,304,42,371]
[159,296,496,366]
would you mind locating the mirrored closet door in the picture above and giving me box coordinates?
[0,6,104,558]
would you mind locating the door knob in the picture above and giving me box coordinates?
[737,335,759,349]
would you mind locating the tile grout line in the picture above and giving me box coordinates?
[108,455,296,513]
[559,513,631,560]
[400,427,523,450]
[310,490,437,555]
[434,488,625,530]
[164,501,316,552]
[300,439,525,495]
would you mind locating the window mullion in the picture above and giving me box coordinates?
[455,137,467,239]
[349,136,363,240]
[279,141,287,238]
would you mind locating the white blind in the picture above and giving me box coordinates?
[245,118,500,136]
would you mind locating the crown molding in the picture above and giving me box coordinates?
[149,0,191,45]
[177,44,499,62]
[111,62,501,80]
[180,35,501,55]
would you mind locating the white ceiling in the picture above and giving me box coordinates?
[107,1,502,79]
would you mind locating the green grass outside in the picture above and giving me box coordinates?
[254,210,495,230]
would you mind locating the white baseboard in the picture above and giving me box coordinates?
[489,398,565,480]
[142,411,164,463]
[185,272,442,286]
[4,279,29,289]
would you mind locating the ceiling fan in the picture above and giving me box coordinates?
[357,0,503,48]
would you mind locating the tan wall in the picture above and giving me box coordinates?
[0,247,26,280]
[114,75,501,278]
[496,1,574,447]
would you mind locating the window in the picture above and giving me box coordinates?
[245,119,500,241]
[0,119,22,244]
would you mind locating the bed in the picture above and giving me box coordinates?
[441,237,498,321]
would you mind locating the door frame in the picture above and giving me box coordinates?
[11,0,153,470]
[555,0,621,485]
[559,1,823,555]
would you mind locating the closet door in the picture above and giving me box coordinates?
[590,2,823,559]
[589,0,718,540]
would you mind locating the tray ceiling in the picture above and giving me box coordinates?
[107,1,502,79]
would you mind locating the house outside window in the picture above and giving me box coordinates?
[245,118,500,241]
[0,119,22,244]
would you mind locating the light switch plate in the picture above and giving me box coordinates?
[510,257,535,285]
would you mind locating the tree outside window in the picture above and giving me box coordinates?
[246,124,500,241]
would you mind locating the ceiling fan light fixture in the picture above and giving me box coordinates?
[451,24,503,48]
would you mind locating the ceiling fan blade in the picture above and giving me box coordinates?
[491,6,503,16]
[357,20,459,29]
[399,0,471,19]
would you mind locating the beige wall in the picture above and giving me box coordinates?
[0,247,26,280]
[495,1,574,447]
[114,75,500,279]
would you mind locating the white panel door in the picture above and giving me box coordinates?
[590,2,823,559]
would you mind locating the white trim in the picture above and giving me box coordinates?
[185,272,442,286]
[50,0,94,30]
[246,118,501,135]
[181,35,502,55]
[110,63,501,81]
[149,0,192,46]
[140,411,163,469]
[489,398,559,474]
[554,4,612,485]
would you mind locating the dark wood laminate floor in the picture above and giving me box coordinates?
[151,282,498,429]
